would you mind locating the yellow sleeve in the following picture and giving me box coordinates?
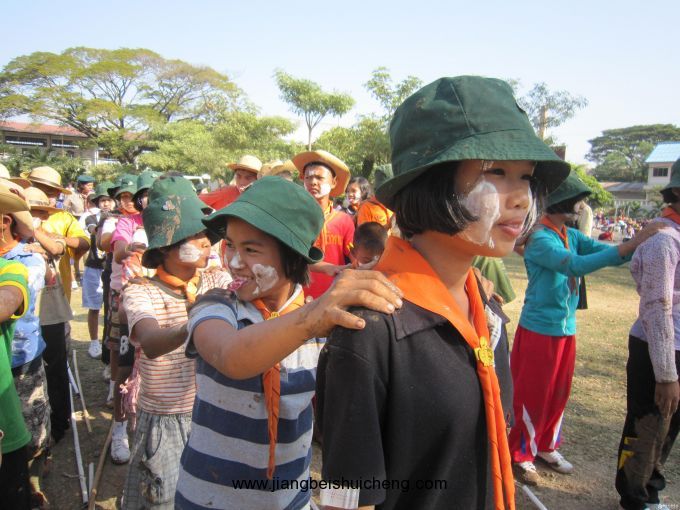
[0,262,29,318]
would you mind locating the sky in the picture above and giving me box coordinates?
[2,0,679,165]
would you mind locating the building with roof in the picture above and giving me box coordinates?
[601,181,651,208]
[645,141,680,189]
[0,121,119,166]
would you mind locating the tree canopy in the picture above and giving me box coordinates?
[364,67,422,122]
[0,47,243,163]
[514,82,588,140]
[588,124,680,182]
[274,70,354,150]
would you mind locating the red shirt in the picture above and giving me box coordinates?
[199,185,241,211]
[305,208,355,299]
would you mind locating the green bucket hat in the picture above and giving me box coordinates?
[77,174,96,184]
[661,158,680,192]
[112,173,138,198]
[92,181,114,204]
[203,176,324,263]
[141,176,220,268]
[376,76,571,209]
[133,169,160,208]
[546,170,592,208]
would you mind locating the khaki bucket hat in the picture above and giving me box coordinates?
[293,150,350,198]
[0,163,31,188]
[228,155,263,175]
[23,166,72,194]
[0,183,30,215]
[24,187,60,213]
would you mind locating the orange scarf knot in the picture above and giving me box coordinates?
[155,265,200,303]
[540,217,569,249]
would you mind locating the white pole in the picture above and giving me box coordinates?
[520,483,548,510]
[69,384,89,504]
[67,362,80,396]
[73,350,93,433]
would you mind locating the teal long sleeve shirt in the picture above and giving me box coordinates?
[519,226,630,336]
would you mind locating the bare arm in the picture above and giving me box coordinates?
[0,286,24,323]
[193,270,403,380]
[310,260,351,276]
[33,228,66,257]
[131,318,188,359]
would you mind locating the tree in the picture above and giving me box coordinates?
[314,116,391,178]
[573,165,612,208]
[588,124,680,182]
[1,145,87,184]
[138,112,301,177]
[274,70,354,150]
[516,82,588,140]
[364,67,422,122]
[0,47,244,164]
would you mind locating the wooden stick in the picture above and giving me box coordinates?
[68,384,88,504]
[88,462,94,498]
[88,419,114,510]
[72,350,93,433]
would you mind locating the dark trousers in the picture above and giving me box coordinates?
[101,268,111,366]
[41,322,71,442]
[616,335,680,509]
[0,445,31,509]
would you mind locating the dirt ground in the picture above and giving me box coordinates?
[43,254,679,509]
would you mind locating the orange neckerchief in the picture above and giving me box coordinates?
[374,237,515,510]
[662,206,680,226]
[252,285,305,480]
[540,216,569,249]
[314,203,338,255]
[0,235,20,257]
[154,265,200,304]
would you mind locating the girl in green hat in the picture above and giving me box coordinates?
[315,76,573,510]
[174,176,402,510]
[119,176,229,509]
[509,171,665,486]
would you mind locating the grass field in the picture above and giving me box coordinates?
[43,254,679,509]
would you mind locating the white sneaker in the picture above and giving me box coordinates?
[537,450,573,474]
[110,425,130,464]
[88,340,102,359]
[71,280,79,290]
[647,504,671,510]
[513,461,540,485]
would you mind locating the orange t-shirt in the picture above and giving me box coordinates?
[304,210,355,300]
[356,198,393,228]
[199,185,241,211]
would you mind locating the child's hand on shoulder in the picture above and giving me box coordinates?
[303,269,403,337]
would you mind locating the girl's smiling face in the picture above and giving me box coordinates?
[224,217,290,304]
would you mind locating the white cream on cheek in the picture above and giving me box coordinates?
[251,264,279,296]
[178,242,202,263]
[460,179,501,248]
[318,183,332,197]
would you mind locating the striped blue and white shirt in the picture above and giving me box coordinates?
[175,290,323,510]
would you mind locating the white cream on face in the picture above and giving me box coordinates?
[460,178,501,248]
[318,182,332,197]
[228,251,245,270]
[178,241,202,263]
[251,264,279,296]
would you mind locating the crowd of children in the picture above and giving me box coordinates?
[0,75,678,510]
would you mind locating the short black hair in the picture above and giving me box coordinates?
[347,176,372,201]
[278,241,310,286]
[353,222,387,254]
[546,193,588,215]
[393,162,475,238]
[661,188,679,204]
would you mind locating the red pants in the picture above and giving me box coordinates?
[508,325,576,463]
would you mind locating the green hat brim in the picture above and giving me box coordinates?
[376,128,570,209]
[546,171,592,208]
[203,200,323,264]
[115,184,137,198]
